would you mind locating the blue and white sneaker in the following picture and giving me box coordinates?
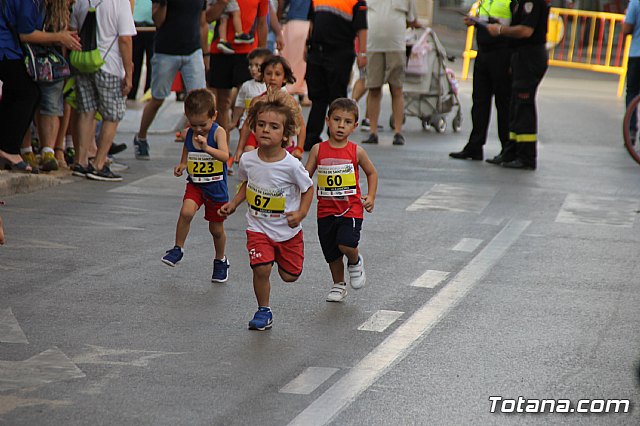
[211,256,230,282]
[248,307,272,331]
[162,246,183,267]
[133,135,150,160]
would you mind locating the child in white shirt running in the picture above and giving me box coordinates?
[219,90,313,331]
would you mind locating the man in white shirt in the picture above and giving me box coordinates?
[362,0,419,146]
[71,0,136,181]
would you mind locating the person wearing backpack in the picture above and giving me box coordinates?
[0,0,73,172]
[17,0,82,172]
[70,0,136,181]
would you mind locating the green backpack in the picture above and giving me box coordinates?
[69,3,117,73]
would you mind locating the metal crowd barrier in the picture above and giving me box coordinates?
[461,5,630,96]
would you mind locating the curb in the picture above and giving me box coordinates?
[0,170,73,198]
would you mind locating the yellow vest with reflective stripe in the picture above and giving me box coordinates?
[478,0,511,24]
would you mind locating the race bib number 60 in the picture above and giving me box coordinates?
[317,164,357,197]
[246,182,286,218]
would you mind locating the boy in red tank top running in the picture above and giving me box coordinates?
[305,98,378,302]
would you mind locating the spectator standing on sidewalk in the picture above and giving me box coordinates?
[133,0,209,160]
[623,2,640,145]
[70,0,136,181]
[0,0,43,173]
[486,0,548,170]
[129,0,154,100]
[449,0,512,162]
[207,0,269,144]
[19,0,82,173]
[361,0,419,147]
[303,0,367,151]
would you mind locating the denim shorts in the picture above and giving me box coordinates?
[37,80,64,116]
[150,51,206,99]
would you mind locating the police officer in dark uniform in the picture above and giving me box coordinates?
[450,0,513,161]
[486,0,549,169]
[303,0,367,151]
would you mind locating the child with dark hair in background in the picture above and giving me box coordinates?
[219,90,314,330]
[305,98,378,302]
[234,55,306,162]
[227,47,272,174]
[162,89,231,283]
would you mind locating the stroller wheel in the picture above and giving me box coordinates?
[434,117,447,133]
[452,115,462,133]
[421,119,430,131]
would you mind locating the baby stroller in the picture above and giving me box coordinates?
[397,27,462,133]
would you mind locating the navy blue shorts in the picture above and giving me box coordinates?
[317,216,362,263]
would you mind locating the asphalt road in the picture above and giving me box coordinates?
[1,66,639,425]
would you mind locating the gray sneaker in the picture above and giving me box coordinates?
[393,133,405,145]
[134,135,150,160]
[362,133,378,144]
[86,165,123,182]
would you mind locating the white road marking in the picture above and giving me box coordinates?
[0,265,19,271]
[280,367,340,395]
[80,368,122,395]
[556,193,639,227]
[71,218,145,231]
[406,184,497,213]
[108,172,183,196]
[9,240,76,250]
[479,217,505,226]
[0,395,72,416]
[357,310,404,332]
[0,347,85,391]
[409,270,450,289]
[72,345,185,367]
[0,308,28,344]
[452,238,483,252]
[287,220,530,426]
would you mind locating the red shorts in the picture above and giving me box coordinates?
[246,230,304,276]
[184,182,226,222]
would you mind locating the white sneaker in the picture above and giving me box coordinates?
[348,255,366,289]
[326,282,348,302]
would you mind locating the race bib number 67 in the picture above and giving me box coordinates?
[246,182,286,218]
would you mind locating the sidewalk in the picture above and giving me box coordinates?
[0,96,185,198]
